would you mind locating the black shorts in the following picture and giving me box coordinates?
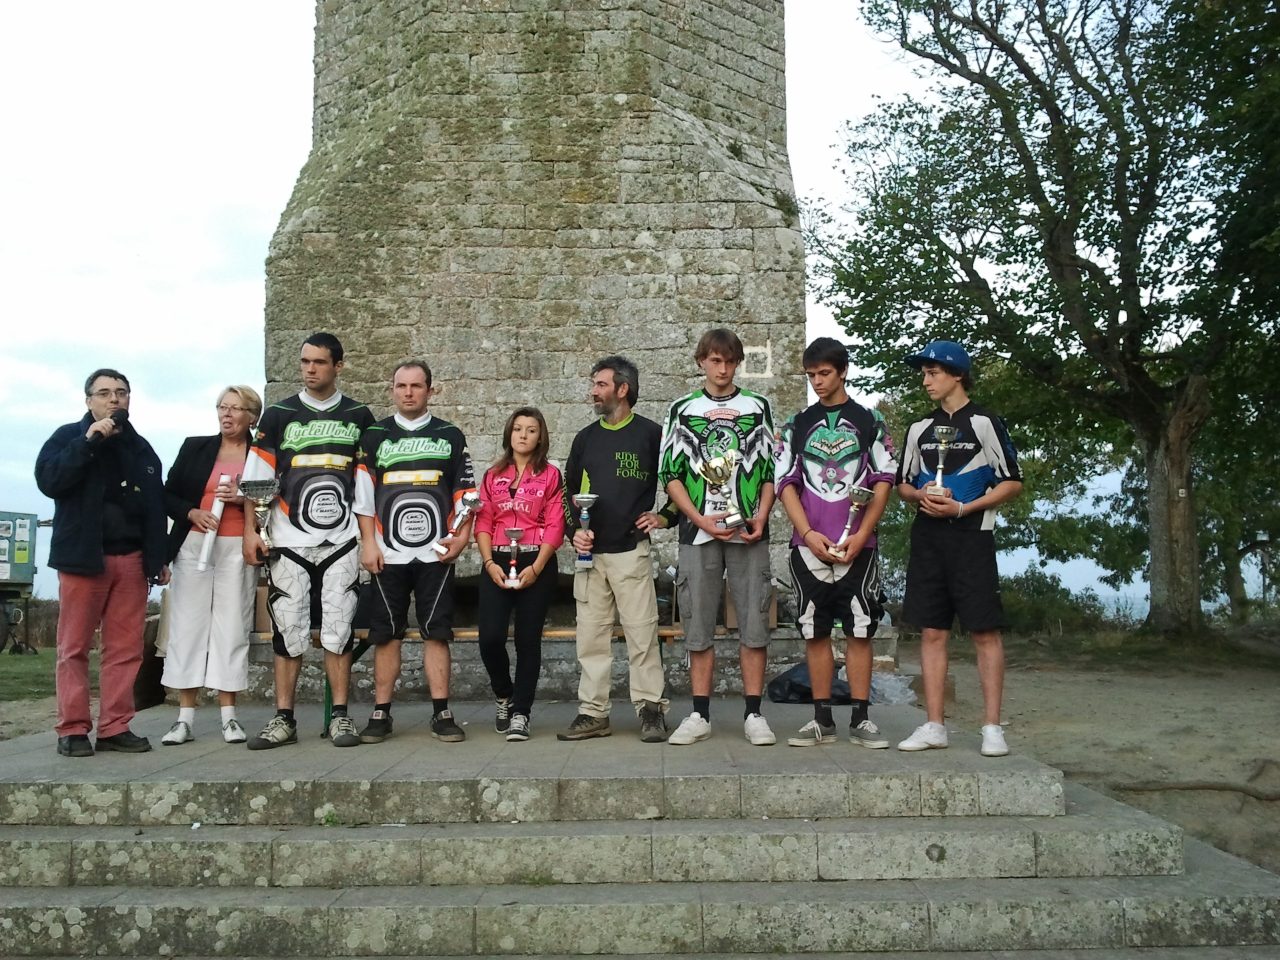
[367,560,455,645]
[788,545,884,640]
[901,522,1006,632]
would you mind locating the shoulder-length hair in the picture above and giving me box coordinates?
[491,406,550,475]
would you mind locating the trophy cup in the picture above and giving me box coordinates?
[829,485,875,562]
[238,478,281,554]
[929,425,958,492]
[432,491,482,556]
[699,449,745,529]
[503,526,525,587]
[571,493,599,569]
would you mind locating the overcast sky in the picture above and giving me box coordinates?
[0,3,1121,604]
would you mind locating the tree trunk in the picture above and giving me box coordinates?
[1140,379,1209,636]
[1222,539,1249,624]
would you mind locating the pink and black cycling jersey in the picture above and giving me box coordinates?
[475,462,566,549]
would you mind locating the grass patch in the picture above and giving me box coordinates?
[0,650,99,701]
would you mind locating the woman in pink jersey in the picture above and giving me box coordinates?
[474,407,565,741]
[159,386,262,745]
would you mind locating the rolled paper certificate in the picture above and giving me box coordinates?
[196,474,231,571]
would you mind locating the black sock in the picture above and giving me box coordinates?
[693,696,710,719]
[744,695,762,719]
[850,698,870,726]
[375,702,392,715]
[813,699,833,727]
[432,698,449,715]
[277,708,295,724]
[331,704,347,718]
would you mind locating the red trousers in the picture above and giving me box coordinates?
[55,552,147,738]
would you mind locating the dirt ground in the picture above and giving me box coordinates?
[5,634,1277,876]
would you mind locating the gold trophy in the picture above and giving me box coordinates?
[829,485,874,562]
[699,449,745,529]
[238,479,280,554]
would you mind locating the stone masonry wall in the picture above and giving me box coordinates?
[266,0,806,577]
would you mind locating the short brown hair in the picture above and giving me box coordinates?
[694,328,744,364]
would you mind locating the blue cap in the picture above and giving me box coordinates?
[904,340,971,374]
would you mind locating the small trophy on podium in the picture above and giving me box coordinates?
[571,493,599,569]
[432,491,482,556]
[238,478,281,555]
[929,425,958,493]
[503,526,525,587]
[699,450,745,529]
[829,485,874,562]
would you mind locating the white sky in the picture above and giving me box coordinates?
[0,3,1120,604]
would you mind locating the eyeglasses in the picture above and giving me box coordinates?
[216,404,250,415]
[89,389,130,400]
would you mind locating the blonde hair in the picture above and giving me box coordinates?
[220,385,263,426]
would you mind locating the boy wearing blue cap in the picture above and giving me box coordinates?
[895,340,1023,757]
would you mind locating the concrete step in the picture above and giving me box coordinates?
[0,840,1275,956]
[0,785,1181,889]
[0,703,1065,826]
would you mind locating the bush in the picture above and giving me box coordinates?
[1000,566,1108,635]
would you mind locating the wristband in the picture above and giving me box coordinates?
[800,528,813,539]
[956,502,965,518]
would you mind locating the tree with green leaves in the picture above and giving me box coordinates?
[810,0,1273,634]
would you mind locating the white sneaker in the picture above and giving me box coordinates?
[897,722,949,752]
[981,723,1009,757]
[221,718,247,744]
[161,721,192,746]
[743,713,776,746]
[667,712,712,745]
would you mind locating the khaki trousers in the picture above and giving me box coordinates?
[573,541,668,716]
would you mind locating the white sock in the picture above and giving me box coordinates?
[220,705,237,725]
[178,707,195,726]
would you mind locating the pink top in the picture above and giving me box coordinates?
[194,459,246,538]
[474,462,565,549]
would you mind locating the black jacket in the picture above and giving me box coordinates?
[163,435,250,562]
[35,413,168,578]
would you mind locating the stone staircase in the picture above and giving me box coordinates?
[1,700,1277,957]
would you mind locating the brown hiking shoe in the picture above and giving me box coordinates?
[638,701,668,743]
[556,713,611,741]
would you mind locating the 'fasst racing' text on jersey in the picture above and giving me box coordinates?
[658,387,775,546]
[896,401,1021,532]
[774,399,898,547]
[242,392,375,548]
[354,413,476,564]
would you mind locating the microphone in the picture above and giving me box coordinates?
[90,408,129,443]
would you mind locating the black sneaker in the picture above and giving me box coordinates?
[329,714,361,748]
[360,709,393,743]
[638,701,668,743]
[431,710,466,742]
[557,713,611,741]
[57,734,93,757]
[506,714,530,742]
[247,715,298,751]
[95,730,151,753]
[495,698,513,733]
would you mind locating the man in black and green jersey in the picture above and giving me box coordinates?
[353,359,475,744]
[659,328,777,747]
[241,332,375,750]
[557,355,677,743]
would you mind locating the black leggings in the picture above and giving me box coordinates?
[476,553,556,717]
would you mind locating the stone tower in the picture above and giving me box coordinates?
[265,0,805,474]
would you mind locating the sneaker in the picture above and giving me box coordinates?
[638,701,668,743]
[329,714,361,748]
[557,713,612,741]
[897,721,949,752]
[506,714,530,742]
[161,721,193,746]
[95,729,152,753]
[667,712,711,745]
[849,718,890,749]
[787,719,837,747]
[743,713,776,746]
[981,723,1010,757]
[431,710,466,743]
[495,698,513,733]
[56,735,93,758]
[221,718,247,744]
[247,715,298,751]
[360,709,393,744]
